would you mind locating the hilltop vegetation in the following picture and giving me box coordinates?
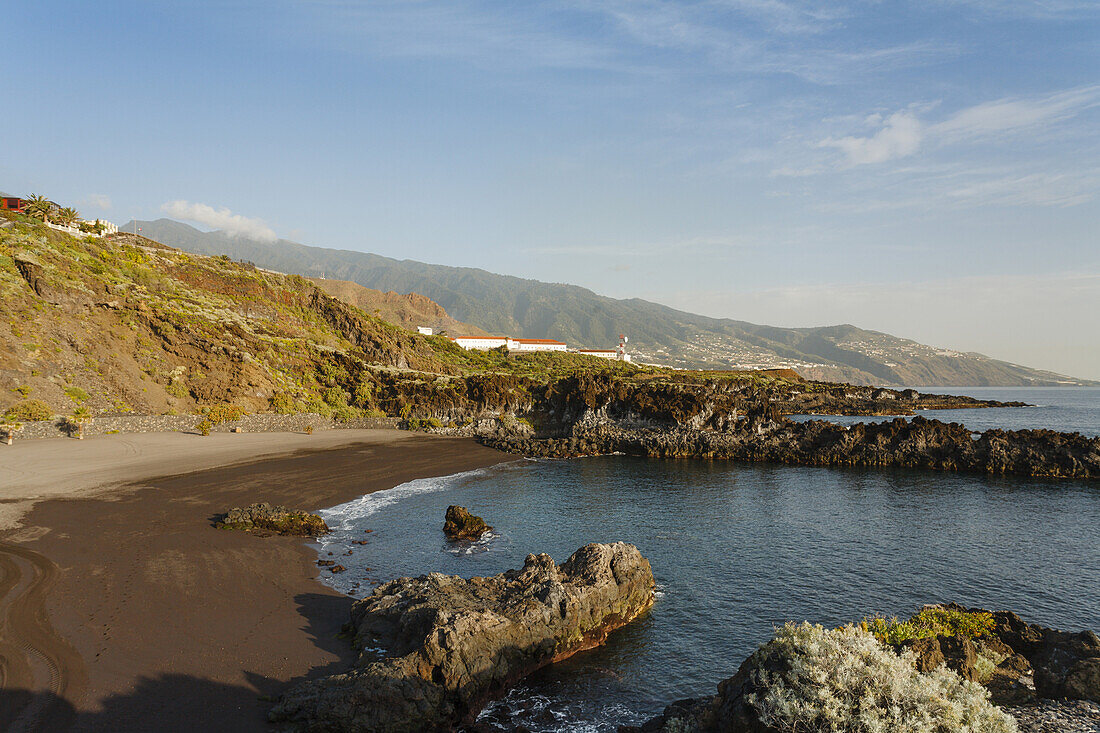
[129,218,1095,387]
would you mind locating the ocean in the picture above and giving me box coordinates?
[789,386,1100,437]
[313,387,1100,731]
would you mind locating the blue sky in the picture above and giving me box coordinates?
[3,0,1099,377]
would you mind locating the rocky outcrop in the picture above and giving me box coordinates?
[272,542,655,732]
[442,505,491,541]
[215,502,329,536]
[985,609,1100,701]
[485,414,1100,479]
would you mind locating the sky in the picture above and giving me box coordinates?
[3,0,1099,378]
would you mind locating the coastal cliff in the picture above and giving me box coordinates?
[271,542,655,732]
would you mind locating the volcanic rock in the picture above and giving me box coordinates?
[442,505,492,541]
[272,542,655,732]
[216,502,329,536]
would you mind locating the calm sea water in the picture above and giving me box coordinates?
[314,388,1100,732]
[789,386,1100,437]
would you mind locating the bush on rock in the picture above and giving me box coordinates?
[740,623,1017,733]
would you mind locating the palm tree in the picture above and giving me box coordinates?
[23,194,53,222]
[71,406,93,439]
[57,207,80,227]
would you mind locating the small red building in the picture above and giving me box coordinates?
[0,194,26,213]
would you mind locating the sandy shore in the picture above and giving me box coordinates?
[0,429,505,731]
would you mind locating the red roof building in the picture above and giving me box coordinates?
[0,195,26,213]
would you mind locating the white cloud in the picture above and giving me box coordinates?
[161,200,278,242]
[819,111,923,165]
[80,193,112,210]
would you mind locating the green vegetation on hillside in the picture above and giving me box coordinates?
[129,218,1095,387]
[3,210,811,423]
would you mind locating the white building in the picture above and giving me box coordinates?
[506,338,568,352]
[450,336,569,352]
[452,336,509,350]
[577,349,631,363]
[417,326,433,336]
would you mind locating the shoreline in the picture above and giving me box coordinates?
[0,429,505,731]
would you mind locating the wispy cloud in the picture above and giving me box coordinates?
[932,85,1100,142]
[293,0,956,85]
[818,85,1100,166]
[936,0,1100,20]
[161,200,278,242]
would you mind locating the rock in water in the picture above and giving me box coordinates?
[442,504,491,540]
[216,502,329,536]
[272,542,655,732]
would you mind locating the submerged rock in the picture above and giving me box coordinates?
[216,502,329,536]
[442,505,492,541]
[272,542,655,732]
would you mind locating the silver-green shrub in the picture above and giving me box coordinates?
[745,622,1017,733]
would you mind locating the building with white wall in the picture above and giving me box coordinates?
[506,338,567,352]
[417,326,433,336]
[576,349,631,362]
[452,336,509,350]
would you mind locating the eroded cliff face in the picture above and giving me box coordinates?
[271,543,655,733]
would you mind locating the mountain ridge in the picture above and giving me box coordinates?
[126,218,1096,387]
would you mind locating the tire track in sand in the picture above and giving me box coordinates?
[0,541,87,730]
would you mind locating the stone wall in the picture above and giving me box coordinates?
[7,413,400,441]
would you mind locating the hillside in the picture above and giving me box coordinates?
[307,277,487,337]
[128,219,1095,387]
[0,216,454,417]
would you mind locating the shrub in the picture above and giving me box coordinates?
[65,386,90,404]
[859,608,995,646]
[744,623,1016,733]
[206,403,246,425]
[322,386,348,408]
[165,381,189,399]
[270,392,298,414]
[4,399,53,422]
[301,394,334,417]
[352,381,374,408]
[14,385,31,396]
[331,405,361,423]
[195,418,213,436]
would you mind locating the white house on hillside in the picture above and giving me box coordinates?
[452,336,509,350]
[506,338,567,352]
[450,336,568,352]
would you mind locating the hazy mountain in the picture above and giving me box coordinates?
[127,219,1095,387]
